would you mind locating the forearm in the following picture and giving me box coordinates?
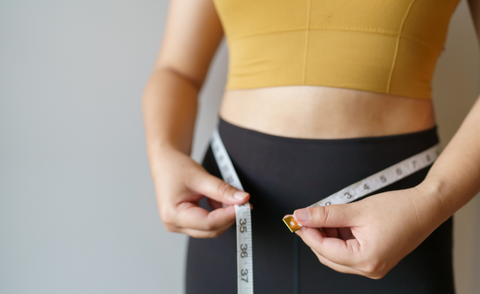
[141,67,248,238]
[421,95,480,220]
[142,68,200,173]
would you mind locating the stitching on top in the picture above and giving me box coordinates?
[231,25,440,51]
[386,0,417,93]
[312,25,398,35]
[311,25,440,51]
[302,0,312,84]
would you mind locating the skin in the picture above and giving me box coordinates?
[142,0,480,278]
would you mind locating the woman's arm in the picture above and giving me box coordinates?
[143,0,223,157]
[293,97,480,279]
[293,2,480,278]
[142,0,249,238]
[422,97,480,220]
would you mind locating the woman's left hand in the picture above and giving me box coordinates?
[293,184,446,279]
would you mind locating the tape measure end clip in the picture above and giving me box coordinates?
[283,216,301,233]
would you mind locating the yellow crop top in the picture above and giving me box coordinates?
[213,0,461,99]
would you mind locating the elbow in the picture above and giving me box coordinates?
[156,66,204,93]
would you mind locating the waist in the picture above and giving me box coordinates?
[216,115,439,214]
[219,85,435,139]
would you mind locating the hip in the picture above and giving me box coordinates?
[186,117,454,294]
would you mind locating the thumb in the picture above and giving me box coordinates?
[293,203,359,228]
[188,169,250,205]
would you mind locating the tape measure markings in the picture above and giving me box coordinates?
[211,129,254,294]
[284,144,441,232]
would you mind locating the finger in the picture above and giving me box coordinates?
[174,202,237,231]
[180,221,235,238]
[293,203,360,228]
[187,170,250,205]
[296,226,360,266]
[179,213,236,238]
[313,247,383,279]
[311,247,365,276]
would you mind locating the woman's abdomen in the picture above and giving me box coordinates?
[219,85,436,139]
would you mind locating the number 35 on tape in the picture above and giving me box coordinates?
[211,129,254,294]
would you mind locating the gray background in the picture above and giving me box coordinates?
[0,0,479,293]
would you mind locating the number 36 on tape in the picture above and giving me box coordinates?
[211,129,254,294]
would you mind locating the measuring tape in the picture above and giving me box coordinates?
[210,127,441,293]
[211,129,254,294]
[283,143,442,232]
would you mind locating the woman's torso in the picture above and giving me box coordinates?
[215,0,460,138]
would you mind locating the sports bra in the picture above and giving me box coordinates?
[212,0,461,100]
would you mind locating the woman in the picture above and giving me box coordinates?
[142,0,480,293]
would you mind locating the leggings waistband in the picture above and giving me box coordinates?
[218,116,439,146]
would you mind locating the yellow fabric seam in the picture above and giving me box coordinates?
[302,0,312,84]
[225,82,432,100]
[231,26,440,51]
[312,25,399,35]
[386,0,417,93]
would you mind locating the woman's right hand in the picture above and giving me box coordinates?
[151,147,250,238]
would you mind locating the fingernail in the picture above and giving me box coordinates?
[295,208,310,222]
[233,191,249,200]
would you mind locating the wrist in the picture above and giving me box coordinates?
[415,177,453,225]
[147,141,190,174]
[147,136,189,158]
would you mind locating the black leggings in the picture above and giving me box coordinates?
[186,117,454,294]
